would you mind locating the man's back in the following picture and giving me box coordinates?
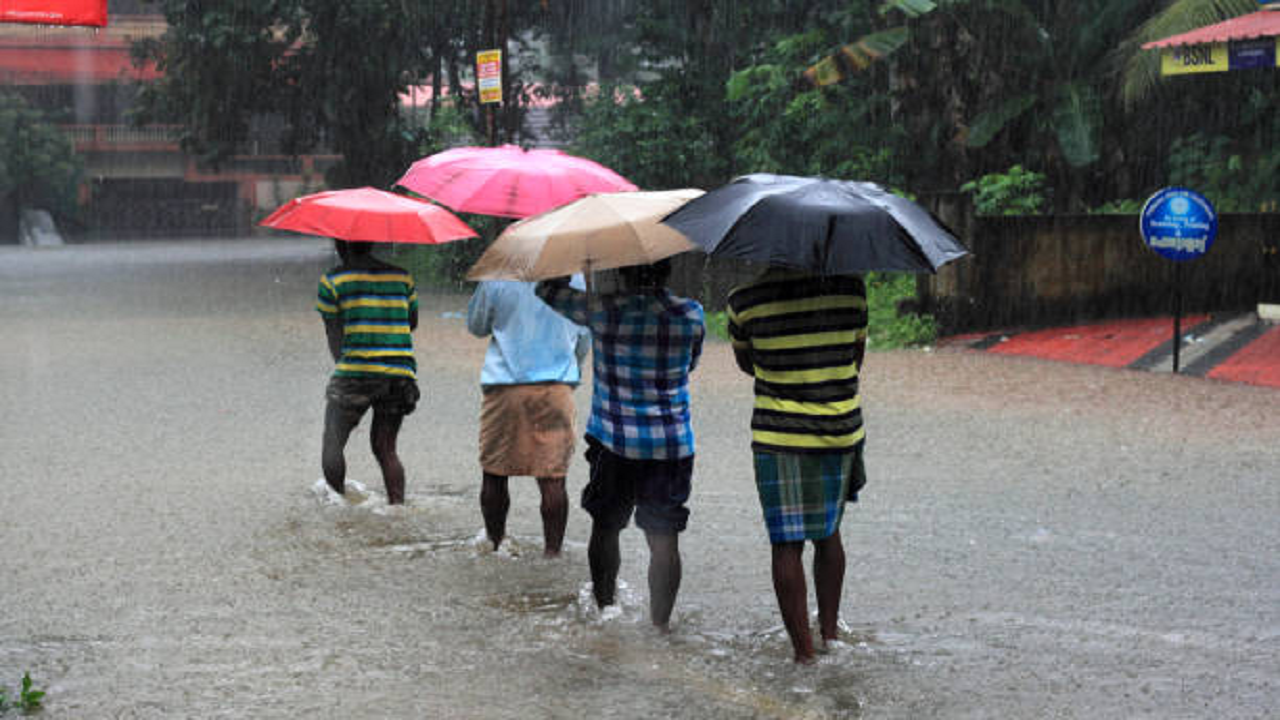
[727,269,867,454]
[467,279,588,386]
[317,257,418,379]
[537,282,704,460]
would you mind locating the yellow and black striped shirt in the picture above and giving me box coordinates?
[727,270,868,453]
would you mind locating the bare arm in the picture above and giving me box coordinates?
[853,331,866,376]
[324,316,343,363]
[726,305,754,376]
[466,283,492,337]
[535,277,590,326]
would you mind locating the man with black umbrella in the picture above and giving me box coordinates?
[726,266,869,664]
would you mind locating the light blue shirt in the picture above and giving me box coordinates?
[467,277,590,387]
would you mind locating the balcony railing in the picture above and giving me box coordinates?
[61,123,183,149]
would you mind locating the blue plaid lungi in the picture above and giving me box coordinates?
[753,448,862,544]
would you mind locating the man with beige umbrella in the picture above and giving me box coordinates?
[467,276,590,556]
[468,189,706,628]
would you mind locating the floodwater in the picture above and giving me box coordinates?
[2,238,1278,719]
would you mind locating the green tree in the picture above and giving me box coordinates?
[1113,1,1280,209]
[960,165,1047,216]
[0,92,83,241]
[557,0,856,190]
[132,0,545,189]
[725,26,899,183]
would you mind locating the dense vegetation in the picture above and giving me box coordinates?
[0,92,82,241]
[134,0,1280,212]
[133,0,1280,343]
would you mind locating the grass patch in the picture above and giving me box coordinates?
[0,673,45,714]
[866,272,937,349]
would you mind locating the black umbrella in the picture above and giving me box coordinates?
[661,173,970,274]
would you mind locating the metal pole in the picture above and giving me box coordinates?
[485,0,497,147]
[1172,262,1183,373]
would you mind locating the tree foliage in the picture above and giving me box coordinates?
[131,0,1280,214]
[0,91,83,223]
[133,0,544,188]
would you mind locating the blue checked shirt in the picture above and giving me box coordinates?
[536,280,705,460]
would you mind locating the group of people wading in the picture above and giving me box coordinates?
[316,240,869,664]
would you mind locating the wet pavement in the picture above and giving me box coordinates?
[2,238,1278,719]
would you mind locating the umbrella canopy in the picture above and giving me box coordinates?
[396,144,638,219]
[466,189,705,281]
[661,174,969,274]
[259,187,478,244]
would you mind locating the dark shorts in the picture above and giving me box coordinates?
[581,436,693,534]
[325,375,420,420]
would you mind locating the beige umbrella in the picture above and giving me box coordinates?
[465,188,705,281]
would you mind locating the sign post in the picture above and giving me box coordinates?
[476,49,503,105]
[1139,187,1219,372]
[476,48,502,147]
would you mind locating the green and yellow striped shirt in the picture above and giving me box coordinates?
[727,270,868,453]
[317,267,418,379]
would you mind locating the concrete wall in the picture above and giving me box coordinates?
[920,210,1280,334]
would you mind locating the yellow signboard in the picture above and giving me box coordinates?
[476,49,503,104]
[1161,43,1229,75]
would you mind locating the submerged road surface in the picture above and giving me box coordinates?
[2,239,1278,718]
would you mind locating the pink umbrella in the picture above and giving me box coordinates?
[259,187,478,244]
[396,144,638,219]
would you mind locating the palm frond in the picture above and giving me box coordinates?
[1117,0,1256,107]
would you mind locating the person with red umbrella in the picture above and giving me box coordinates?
[261,186,478,506]
[316,240,421,506]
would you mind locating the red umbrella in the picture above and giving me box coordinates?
[259,187,478,244]
[395,144,638,219]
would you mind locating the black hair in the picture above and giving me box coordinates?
[335,240,374,261]
[618,258,672,291]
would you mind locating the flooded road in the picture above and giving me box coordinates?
[2,239,1278,718]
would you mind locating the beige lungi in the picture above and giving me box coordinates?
[479,383,576,477]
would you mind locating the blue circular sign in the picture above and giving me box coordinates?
[1140,187,1217,262]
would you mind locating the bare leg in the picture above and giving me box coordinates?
[321,401,360,496]
[536,476,568,557]
[644,532,682,631]
[588,523,621,608]
[772,541,815,664]
[813,532,846,644]
[481,472,510,550]
[369,410,406,505]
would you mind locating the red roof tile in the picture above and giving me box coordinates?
[1143,9,1280,49]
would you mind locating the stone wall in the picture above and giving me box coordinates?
[920,210,1280,334]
